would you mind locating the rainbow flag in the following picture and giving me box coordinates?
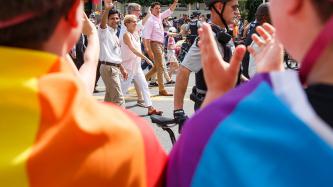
[0,47,167,187]
[167,71,333,187]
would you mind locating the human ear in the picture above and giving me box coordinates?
[214,2,224,13]
[286,0,303,15]
[67,0,82,27]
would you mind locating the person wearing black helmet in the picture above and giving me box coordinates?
[173,0,241,131]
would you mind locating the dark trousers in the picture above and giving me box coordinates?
[95,61,102,88]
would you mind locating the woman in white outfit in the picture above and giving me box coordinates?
[121,15,162,115]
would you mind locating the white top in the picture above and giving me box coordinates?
[98,26,122,64]
[120,32,142,74]
[119,20,144,39]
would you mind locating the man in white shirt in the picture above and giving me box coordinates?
[99,1,127,107]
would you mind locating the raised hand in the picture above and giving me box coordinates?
[104,0,113,10]
[198,23,246,107]
[248,23,284,73]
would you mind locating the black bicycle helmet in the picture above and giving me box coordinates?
[204,0,231,32]
[205,0,228,9]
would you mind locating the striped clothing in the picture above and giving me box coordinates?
[167,71,333,187]
[0,47,167,187]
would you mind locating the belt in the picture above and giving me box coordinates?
[151,41,163,45]
[100,61,121,67]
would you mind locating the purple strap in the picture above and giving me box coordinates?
[299,16,333,84]
[0,12,37,29]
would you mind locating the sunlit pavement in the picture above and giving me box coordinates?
[93,74,196,152]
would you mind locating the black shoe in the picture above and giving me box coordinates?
[93,88,104,93]
[165,80,175,85]
[149,82,159,87]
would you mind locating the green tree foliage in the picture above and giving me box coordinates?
[245,0,263,21]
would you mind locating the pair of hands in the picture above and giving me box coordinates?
[198,23,284,107]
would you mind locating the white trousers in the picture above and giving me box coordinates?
[121,65,153,107]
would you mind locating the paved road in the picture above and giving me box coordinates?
[93,74,196,152]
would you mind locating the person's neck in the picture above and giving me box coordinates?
[307,45,333,86]
[42,33,70,57]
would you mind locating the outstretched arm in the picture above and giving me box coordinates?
[100,0,113,29]
[169,0,179,12]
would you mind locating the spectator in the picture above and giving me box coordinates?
[0,0,167,186]
[167,0,333,186]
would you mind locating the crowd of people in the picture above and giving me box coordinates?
[1,0,333,186]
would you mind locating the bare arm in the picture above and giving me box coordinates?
[100,0,113,29]
[123,33,152,64]
[174,66,191,110]
[143,38,154,60]
[169,0,179,12]
[78,13,100,94]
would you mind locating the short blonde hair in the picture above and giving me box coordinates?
[124,15,137,27]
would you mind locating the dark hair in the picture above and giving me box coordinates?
[255,3,271,24]
[151,2,161,9]
[0,0,77,49]
[311,0,333,23]
[108,9,120,18]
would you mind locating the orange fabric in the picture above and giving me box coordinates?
[0,47,167,187]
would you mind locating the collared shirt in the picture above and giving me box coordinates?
[0,46,167,187]
[142,9,173,44]
[98,26,122,64]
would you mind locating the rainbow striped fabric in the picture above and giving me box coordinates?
[167,71,333,187]
[0,47,167,187]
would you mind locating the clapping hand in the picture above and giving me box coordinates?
[198,23,246,107]
[248,23,284,73]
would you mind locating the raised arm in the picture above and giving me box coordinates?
[169,0,179,12]
[100,0,114,29]
[78,13,100,94]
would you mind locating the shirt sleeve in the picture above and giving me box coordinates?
[98,27,108,41]
[161,9,173,20]
[182,33,224,73]
[142,19,153,40]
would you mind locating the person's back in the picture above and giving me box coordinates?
[167,0,333,186]
[0,0,167,186]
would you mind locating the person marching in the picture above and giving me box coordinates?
[121,15,163,115]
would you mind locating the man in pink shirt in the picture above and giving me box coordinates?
[143,0,178,96]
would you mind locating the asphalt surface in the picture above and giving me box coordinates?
[93,73,196,152]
